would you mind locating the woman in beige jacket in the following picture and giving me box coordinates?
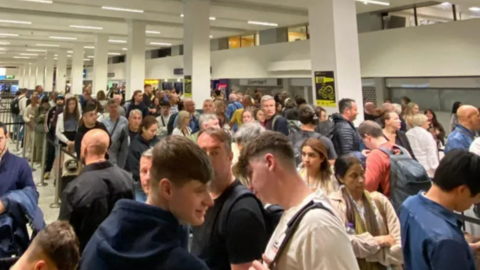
[329,155,403,270]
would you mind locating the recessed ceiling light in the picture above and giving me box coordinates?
[101,6,144,13]
[146,30,161,34]
[122,48,127,51]
[87,56,94,58]
[0,42,10,45]
[84,46,95,49]
[83,58,91,61]
[441,2,450,5]
[14,56,30,59]
[14,0,52,3]
[109,39,126,43]
[355,0,390,5]
[0,33,19,37]
[247,21,278,27]
[470,7,480,11]
[20,53,38,56]
[0,48,6,50]
[209,35,213,38]
[108,52,121,56]
[67,55,71,57]
[0,19,32,25]
[67,50,73,53]
[49,36,77,40]
[209,17,216,21]
[54,58,57,60]
[70,25,103,30]
[180,14,184,17]
[36,44,59,47]
[27,49,46,52]
[54,54,58,56]
[150,42,172,46]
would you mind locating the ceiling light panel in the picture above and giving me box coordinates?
[84,46,95,49]
[36,44,59,47]
[87,56,94,58]
[27,49,46,52]
[49,36,77,40]
[14,56,30,59]
[247,21,278,27]
[122,48,127,51]
[0,42,10,45]
[146,30,161,34]
[15,0,52,3]
[355,0,390,6]
[20,53,38,56]
[0,19,32,25]
[150,42,172,46]
[0,33,19,36]
[109,39,126,43]
[180,14,216,20]
[470,7,480,11]
[70,25,103,30]
[108,52,121,56]
[101,6,144,13]
[83,58,91,61]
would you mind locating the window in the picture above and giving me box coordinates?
[229,36,240,49]
[456,5,480,21]
[241,35,255,48]
[288,25,308,42]
[416,3,454,25]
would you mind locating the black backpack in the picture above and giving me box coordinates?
[290,130,325,166]
[268,200,334,269]
[10,96,25,115]
[167,112,179,135]
[218,183,283,240]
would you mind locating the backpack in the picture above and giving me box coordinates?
[379,145,431,212]
[218,183,283,240]
[315,120,335,140]
[290,131,324,166]
[167,112,179,135]
[10,96,25,115]
[268,200,334,269]
[286,120,301,135]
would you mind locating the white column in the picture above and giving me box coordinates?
[126,20,146,99]
[184,0,210,109]
[17,66,23,88]
[56,50,67,93]
[21,66,27,88]
[36,57,45,88]
[309,0,364,124]
[28,63,36,89]
[93,34,109,94]
[71,43,84,95]
[45,52,55,92]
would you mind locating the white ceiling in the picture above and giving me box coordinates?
[0,0,478,67]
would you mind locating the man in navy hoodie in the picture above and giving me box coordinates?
[80,136,214,270]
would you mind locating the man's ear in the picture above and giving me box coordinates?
[34,260,47,270]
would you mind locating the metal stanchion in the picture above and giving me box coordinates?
[29,129,36,171]
[16,121,22,151]
[22,123,27,158]
[36,133,48,187]
[49,146,62,209]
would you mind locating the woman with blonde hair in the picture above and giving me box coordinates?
[298,138,338,195]
[402,102,420,130]
[406,114,439,177]
[329,155,403,270]
[172,110,191,137]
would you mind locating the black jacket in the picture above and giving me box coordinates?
[80,200,209,270]
[127,102,149,119]
[265,115,289,136]
[332,113,361,156]
[74,122,110,159]
[58,161,135,252]
[126,134,160,182]
[393,130,416,160]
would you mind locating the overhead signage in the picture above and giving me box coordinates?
[184,75,192,98]
[174,67,212,76]
[6,75,14,80]
[239,79,281,86]
[314,71,336,107]
[144,79,159,85]
[107,72,115,78]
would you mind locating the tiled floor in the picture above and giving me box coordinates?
[7,139,59,224]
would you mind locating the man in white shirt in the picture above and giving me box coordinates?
[156,100,171,138]
[236,131,359,270]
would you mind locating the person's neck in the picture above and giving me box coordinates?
[425,185,456,212]
[84,122,96,129]
[162,112,169,117]
[110,114,119,121]
[306,167,321,182]
[347,188,363,203]
[341,114,351,122]
[210,172,236,200]
[373,137,388,148]
[85,156,106,166]
[383,126,396,135]
[129,125,138,132]
[301,123,315,132]
[276,172,313,211]
[458,121,473,132]
[141,133,150,141]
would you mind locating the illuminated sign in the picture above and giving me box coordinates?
[6,75,14,79]
[144,79,159,85]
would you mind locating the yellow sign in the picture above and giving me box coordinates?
[144,79,159,85]
[314,71,336,107]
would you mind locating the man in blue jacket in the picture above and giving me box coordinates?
[80,136,214,270]
[445,105,480,154]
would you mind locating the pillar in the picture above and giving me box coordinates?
[56,50,67,93]
[309,0,364,124]
[45,52,54,92]
[184,0,210,108]
[22,66,27,88]
[71,43,84,95]
[36,57,45,88]
[17,66,23,88]
[93,34,109,94]
[125,20,146,99]
[28,63,37,89]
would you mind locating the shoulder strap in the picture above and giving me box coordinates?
[218,184,257,236]
[272,115,280,129]
[160,116,165,126]
[269,201,334,269]
[110,118,120,136]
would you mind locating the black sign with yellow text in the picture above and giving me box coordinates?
[314,71,336,107]
[184,75,192,98]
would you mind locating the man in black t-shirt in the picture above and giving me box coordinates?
[193,128,268,270]
[75,102,110,159]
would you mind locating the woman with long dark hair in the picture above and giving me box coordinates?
[329,155,403,270]
[424,108,445,146]
[450,101,462,132]
[298,138,337,195]
[56,97,80,151]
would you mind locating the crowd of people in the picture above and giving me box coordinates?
[1,84,480,270]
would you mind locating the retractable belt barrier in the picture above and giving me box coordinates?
[456,212,480,227]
